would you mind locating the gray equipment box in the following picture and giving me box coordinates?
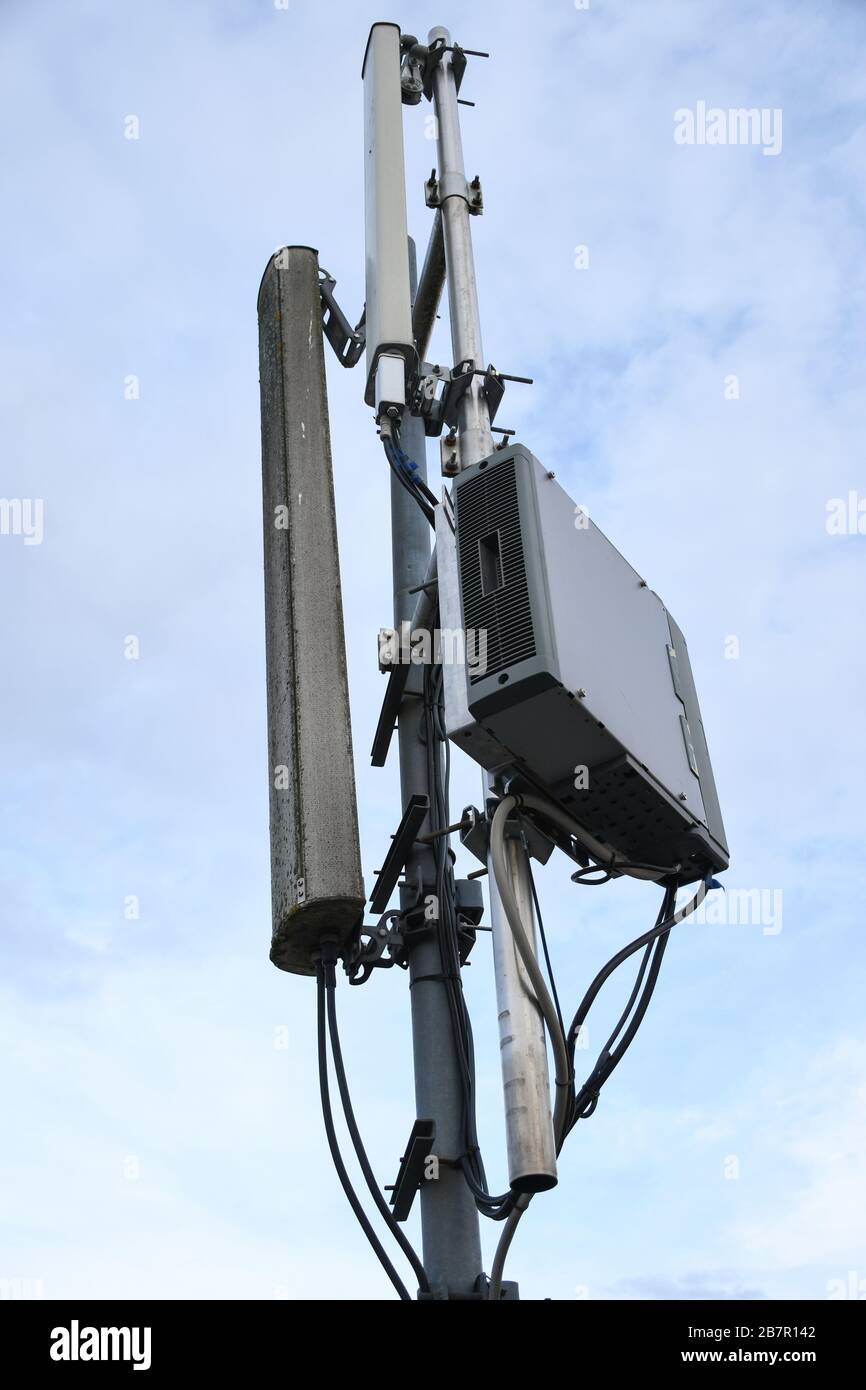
[448,445,728,884]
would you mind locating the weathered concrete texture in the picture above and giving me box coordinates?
[258,247,365,975]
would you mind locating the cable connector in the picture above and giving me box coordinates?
[315,937,340,988]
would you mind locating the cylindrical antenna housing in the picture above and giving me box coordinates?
[257,246,365,975]
[362,22,415,419]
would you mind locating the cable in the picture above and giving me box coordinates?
[487,1194,530,1300]
[429,672,510,1215]
[527,856,565,1044]
[385,442,434,524]
[570,861,679,885]
[567,889,674,1132]
[324,959,430,1294]
[315,955,412,1300]
[393,434,439,510]
[420,651,514,1221]
[570,892,668,1076]
[382,434,436,527]
[596,941,654,1063]
[487,837,711,1297]
[565,878,710,1068]
[598,934,668,1076]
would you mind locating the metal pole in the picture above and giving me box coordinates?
[392,240,483,1298]
[428,26,557,1195]
[413,211,445,363]
[493,836,558,1190]
[428,26,493,467]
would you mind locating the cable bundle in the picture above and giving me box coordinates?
[420,653,515,1221]
[382,432,439,526]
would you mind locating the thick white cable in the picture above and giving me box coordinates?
[488,1194,529,1301]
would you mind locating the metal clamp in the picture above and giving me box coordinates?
[459,804,490,867]
[424,170,484,214]
[460,799,556,869]
[412,357,512,440]
[344,913,405,986]
[402,33,469,103]
[410,361,452,437]
[444,359,504,428]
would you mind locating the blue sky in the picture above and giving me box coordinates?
[1,0,864,1300]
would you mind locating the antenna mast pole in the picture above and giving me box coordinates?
[426,25,557,1202]
[391,244,483,1297]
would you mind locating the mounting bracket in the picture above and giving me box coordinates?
[318,269,365,368]
[387,1119,437,1221]
[369,795,431,914]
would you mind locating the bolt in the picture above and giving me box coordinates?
[678,792,687,801]
[547,470,556,479]
[576,688,586,699]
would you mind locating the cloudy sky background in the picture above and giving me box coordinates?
[1,0,864,1300]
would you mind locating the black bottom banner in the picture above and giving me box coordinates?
[2,1297,859,1373]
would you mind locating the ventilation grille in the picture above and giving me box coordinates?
[455,460,536,684]
[563,758,691,867]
